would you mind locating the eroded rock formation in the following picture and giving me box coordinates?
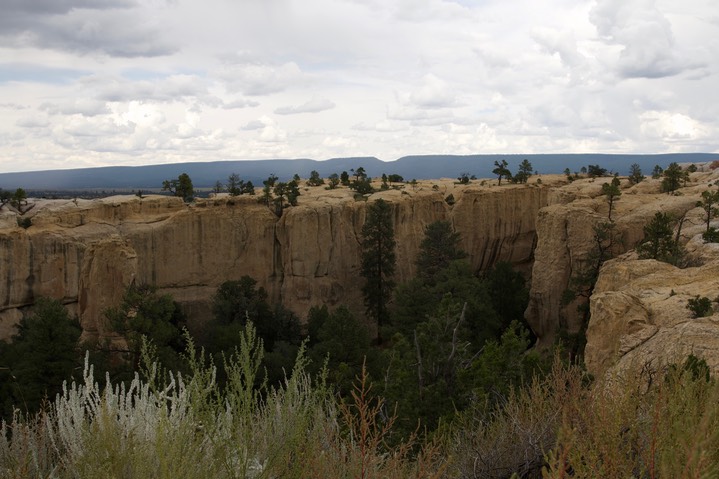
[0,179,551,342]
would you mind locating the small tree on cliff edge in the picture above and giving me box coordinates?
[162,173,194,202]
[361,198,396,344]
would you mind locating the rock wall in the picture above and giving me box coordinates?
[0,181,550,342]
[525,178,704,347]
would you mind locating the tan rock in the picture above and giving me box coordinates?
[0,182,553,341]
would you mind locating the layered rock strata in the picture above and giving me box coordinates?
[0,179,551,342]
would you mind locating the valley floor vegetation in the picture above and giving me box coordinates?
[3,161,719,477]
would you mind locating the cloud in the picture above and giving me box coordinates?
[590,0,705,78]
[0,0,175,58]
[407,74,458,109]
[40,99,109,117]
[89,74,210,103]
[274,97,335,115]
[531,27,585,68]
[15,115,50,128]
[222,98,260,109]
[352,120,406,132]
[639,111,708,141]
[214,61,307,96]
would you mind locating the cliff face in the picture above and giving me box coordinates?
[525,178,704,347]
[0,180,550,342]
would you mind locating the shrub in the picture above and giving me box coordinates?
[687,295,713,318]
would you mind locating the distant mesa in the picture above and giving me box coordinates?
[1,153,718,191]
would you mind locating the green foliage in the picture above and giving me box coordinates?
[105,284,187,371]
[226,172,254,196]
[206,277,302,386]
[392,261,501,345]
[587,164,607,177]
[0,322,440,478]
[326,172,340,189]
[0,188,11,208]
[513,159,533,183]
[306,170,324,186]
[415,220,467,283]
[483,261,531,330]
[350,178,374,194]
[601,176,621,221]
[162,173,194,202]
[0,298,82,419]
[652,164,664,179]
[698,189,719,241]
[628,163,645,184]
[307,305,376,394]
[661,162,685,193]
[360,199,396,343]
[340,170,350,186]
[492,160,511,185]
[687,295,713,318]
[636,212,684,265]
[10,188,28,212]
[271,179,300,215]
[457,172,471,184]
[209,277,276,350]
[387,173,404,184]
[16,217,31,229]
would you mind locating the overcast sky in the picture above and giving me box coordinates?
[0,0,717,173]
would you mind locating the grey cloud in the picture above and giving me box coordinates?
[40,99,109,117]
[223,99,261,109]
[15,116,50,128]
[241,120,267,131]
[274,98,335,115]
[91,74,210,103]
[0,1,176,58]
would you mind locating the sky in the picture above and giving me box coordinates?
[0,0,717,173]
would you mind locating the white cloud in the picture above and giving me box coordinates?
[214,61,308,96]
[274,97,335,115]
[590,0,705,78]
[0,0,717,173]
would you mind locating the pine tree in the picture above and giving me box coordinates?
[415,220,467,282]
[360,199,396,344]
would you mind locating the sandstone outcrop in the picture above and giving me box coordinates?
[0,179,553,342]
[582,171,719,378]
[526,174,710,347]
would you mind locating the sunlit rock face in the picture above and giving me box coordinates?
[5,167,719,378]
[0,178,552,342]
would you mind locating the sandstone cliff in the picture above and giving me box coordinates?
[0,179,552,342]
[526,174,710,347]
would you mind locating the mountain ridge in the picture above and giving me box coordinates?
[1,153,717,190]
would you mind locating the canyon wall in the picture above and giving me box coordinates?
[0,180,551,342]
[5,168,719,378]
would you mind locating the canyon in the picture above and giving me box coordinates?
[2,169,719,377]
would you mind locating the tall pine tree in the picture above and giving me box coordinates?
[360,198,396,344]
